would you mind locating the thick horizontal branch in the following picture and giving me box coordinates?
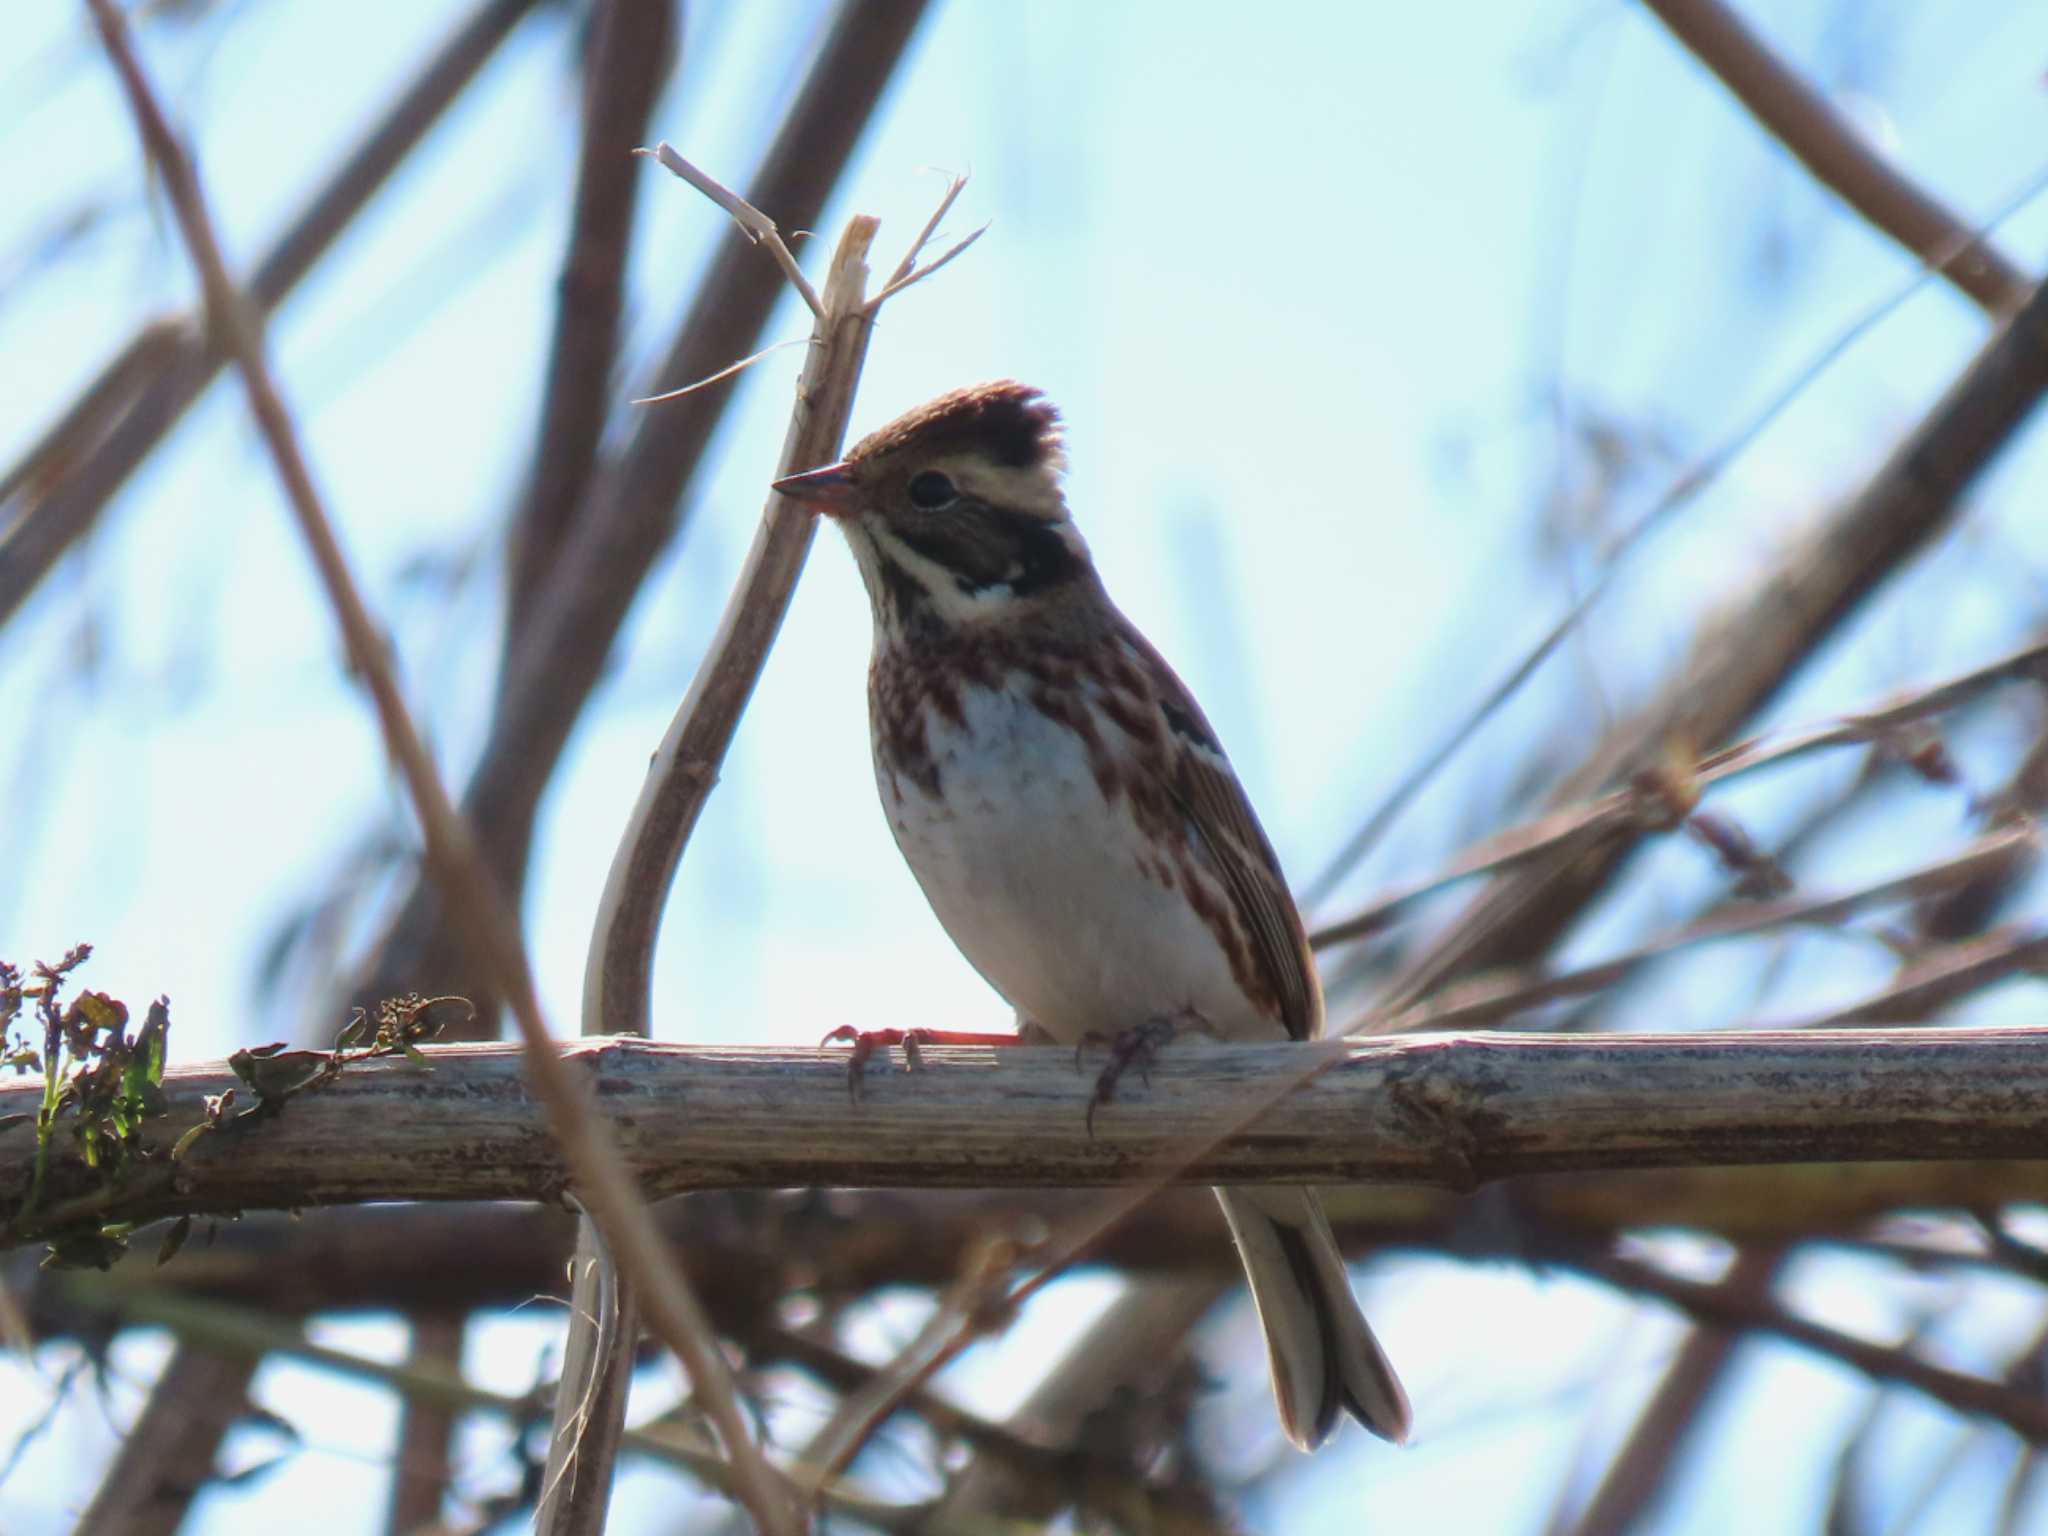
[4,1031,2046,1239]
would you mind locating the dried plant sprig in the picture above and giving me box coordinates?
[880,169,967,289]
[639,142,824,318]
[630,336,817,405]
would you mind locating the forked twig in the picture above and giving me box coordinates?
[882,170,967,289]
[640,142,824,318]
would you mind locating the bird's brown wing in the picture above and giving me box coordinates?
[1112,620,1325,1042]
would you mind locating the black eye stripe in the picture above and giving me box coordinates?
[892,507,1079,597]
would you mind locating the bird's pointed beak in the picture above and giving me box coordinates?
[772,460,858,517]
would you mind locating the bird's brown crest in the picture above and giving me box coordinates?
[848,380,1064,473]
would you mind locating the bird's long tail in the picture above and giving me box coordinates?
[1214,1185,1411,1450]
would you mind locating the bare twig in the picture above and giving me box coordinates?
[549,144,899,1530]
[536,1204,628,1534]
[73,1344,259,1536]
[1781,924,2048,1029]
[865,216,989,309]
[1353,824,2037,1033]
[420,10,679,1524]
[580,179,879,1040]
[81,6,794,1529]
[1305,165,2048,909]
[1642,0,2031,315]
[504,0,679,627]
[1377,271,2048,1011]
[384,1309,465,1534]
[60,1284,917,1530]
[1561,1240,2048,1443]
[641,143,824,318]
[630,336,815,404]
[9,1168,2027,1343]
[0,318,182,508]
[918,1280,1226,1529]
[1314,635,2048,950]
[1553,1248,1786,1536]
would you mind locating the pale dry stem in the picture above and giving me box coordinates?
[641,142,824,318]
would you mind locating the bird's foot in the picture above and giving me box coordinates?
[1079,1015,1181,1135]
[819,1026,1023,1101]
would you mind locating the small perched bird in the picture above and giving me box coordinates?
[773,381,1410,1451]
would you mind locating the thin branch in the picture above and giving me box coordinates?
[59,1283,916,1530]
[1781,924,2048,1029]
[630,336,815,404]
[73,1343,259,1536]
[917,1279,1227,1530]
[1378,270,2048,1011]
[28,1166,2048,1344]
[384,1309,465,1535]
[1554,1247,1786,1536]
[427,8,677,1525]
[1305,162,2048,909]
[504,0,679,626]
[880,169,966,289]
[0,318,182,508]
[1313,635,2048,950]
[760,1326,1060,1472]
[80,6,794,1530]
[1641,0,2032,315]
[536,1208,629,1534]
[554,140,907,1529]
[1355,825,2037,1033]
[1560,1239,2048,1443]
[580,205,879,1039]
[640,143,824,317]
[864,219,989,311]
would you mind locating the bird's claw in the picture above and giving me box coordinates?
[819,1026,932,1101]
[1080,1016,1179,1135]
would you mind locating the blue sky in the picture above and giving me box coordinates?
[6,1,2048,1529]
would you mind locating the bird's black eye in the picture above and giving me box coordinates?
[906,470,957,510]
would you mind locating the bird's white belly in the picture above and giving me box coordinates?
[876,683,1270,1043]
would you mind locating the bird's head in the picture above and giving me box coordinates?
[774,381,1095,632]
